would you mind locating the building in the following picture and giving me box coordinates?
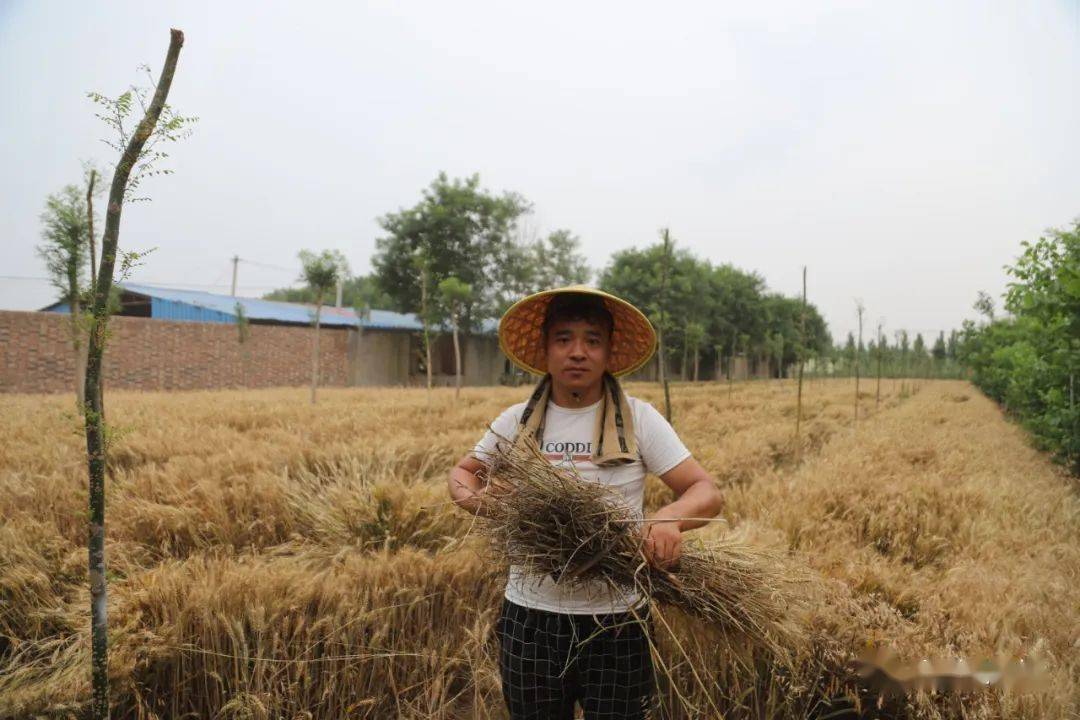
[19,283,508,392]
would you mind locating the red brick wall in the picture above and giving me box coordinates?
[0,310,350,394]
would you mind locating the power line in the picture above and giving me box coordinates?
[0,274,293,290]
[238,258,297,273]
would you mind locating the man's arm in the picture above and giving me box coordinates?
[447,454,492,516]
[642,457,724,569]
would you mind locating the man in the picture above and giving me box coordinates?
[447,287,723,720]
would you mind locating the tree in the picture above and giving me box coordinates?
[83,161,106,295]
[932,331,947,361]
[913,333,926,358]
[946,330,959,360]
[875,321,885,408]
[771,331,785,379]
[599,241,828,384]
[438,276,473,400]
[795,267,808,455]
[895,329,910,375]
[854,299,865,423]
[37,184,91,407]
[373,173,529,328]
[600,240,723,380]
[974,290,996,322]
[657,229,674,421]
[684,321,706,381]
[82,30,189,720]
[762,293,829,377]
[707,264,767,378]
[299,249,348,405]
[264,273,392,311]
[528,229,591,289]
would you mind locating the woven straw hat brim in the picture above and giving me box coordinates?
[498,286,657,377]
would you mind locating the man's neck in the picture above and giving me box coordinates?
[549,379,604,409]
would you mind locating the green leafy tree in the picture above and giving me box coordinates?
[959,220,1080,472]
[684,321,706,381]
[38,184,91,407]
[762,293,830,378]
[600,242,829,383]
[974,290,996,322]
[913,333,926,358]
[533,229,591,288]
[438,276,473,400]
[372,173,529,328]
[932,331,947,361]
[895,329,910,375]
[706,264,766,377]
[599,239,711,380]
[264,273,392,312]
[492,228,592,316]
[299,249,349,404]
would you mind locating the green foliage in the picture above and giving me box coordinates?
[37,185,90,305]
[599,241,830,377]
[298,249,348,300]
[370,174,595,325]
[437,276,473,308]
[932,332,947,361]
[912,333,926,358]
[372,173,530,330]
[235,302,250,344]
[958,220,1080,473]
[87,64,197,204]
[516,229,592,295]
[761,293,830,368]
[264,273,391,310]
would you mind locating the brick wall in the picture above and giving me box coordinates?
[0,310,350,394]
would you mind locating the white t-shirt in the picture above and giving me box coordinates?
[472,394,692,615]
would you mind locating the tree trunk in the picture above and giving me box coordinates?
[71,292,86,409]
[311,289,323,405]
[854,323,863,425]
[87,169,98,294]
[84,30,184,720]
[658,328,672,422]
[795,267,806,462]
[420,268,432,407]
[875,337,883,410]
[452,309,462,401]
[727,352,733,400]
[657,229,673,423]
[680,337,688,381]
[692,344,699,382]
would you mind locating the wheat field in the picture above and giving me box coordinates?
[0,378,1076,719]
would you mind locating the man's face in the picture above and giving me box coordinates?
[544,318,611,392]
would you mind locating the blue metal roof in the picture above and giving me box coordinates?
[122,283,365,327]
[44,283,497,333]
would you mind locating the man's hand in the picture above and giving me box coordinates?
[642,516,682,569]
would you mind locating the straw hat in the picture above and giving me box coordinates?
[499,286,657,377]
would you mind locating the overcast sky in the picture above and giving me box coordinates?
[3,1,1078,342]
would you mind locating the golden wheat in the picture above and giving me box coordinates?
[0,379,1075,718]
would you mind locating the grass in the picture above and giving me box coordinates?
[0,378,1076,718]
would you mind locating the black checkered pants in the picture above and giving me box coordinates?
[496,597,655,720]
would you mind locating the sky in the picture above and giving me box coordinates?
[2,1,1079,343]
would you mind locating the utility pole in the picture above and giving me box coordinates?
[854,299,865,426]
[230,255,239,297]
[875,320,884,410]
[795,266,807,461]
[657,228,673,424]
[335,275,343,308]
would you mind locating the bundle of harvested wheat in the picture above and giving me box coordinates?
[474,435,806,660]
